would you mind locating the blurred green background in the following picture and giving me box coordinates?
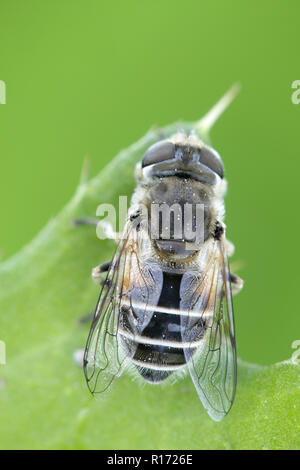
[0,0,299,373]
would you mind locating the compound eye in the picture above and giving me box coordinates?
[200,146,224,178]
[142,140,175,168]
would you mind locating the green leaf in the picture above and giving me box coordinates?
[0,122,299,450]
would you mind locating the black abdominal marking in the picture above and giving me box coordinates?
[133,272,185,383]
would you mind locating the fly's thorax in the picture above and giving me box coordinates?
[130,132,228,261]
[130,176,223,262]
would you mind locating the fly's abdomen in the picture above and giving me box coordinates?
[130,272,188,383]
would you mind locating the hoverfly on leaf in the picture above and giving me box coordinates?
[78,86,243,421]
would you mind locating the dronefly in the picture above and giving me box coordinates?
[79,86,243,422]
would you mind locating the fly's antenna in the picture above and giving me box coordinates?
[195,83,241,138]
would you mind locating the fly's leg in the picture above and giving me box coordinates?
[230,272,244,295]
[77,260,111,323]
[75,260,111,363]
[73,218,119,239]
[73,217,120,244]
[72,217,116,366]
[225,239,235,257]
[96,220,120,242]
[91,260,111,284]
[73,348,85,367]
[72,217,98,226]
[77,311,95,325]
[225,239,243,295]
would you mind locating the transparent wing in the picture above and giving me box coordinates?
[83,219,163,395]
[180,234,237,421]
[83,222,132,394]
